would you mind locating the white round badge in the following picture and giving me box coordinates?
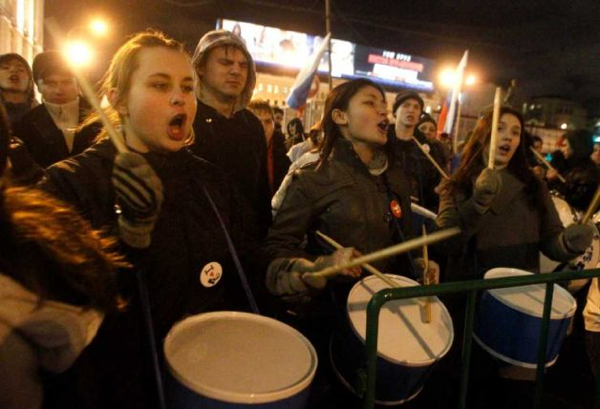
[199,262,223,288]
[423,143,431,153]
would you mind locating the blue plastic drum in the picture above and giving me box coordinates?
[473,268,576,368]
[164,312,318,408]
[330,275,454,405]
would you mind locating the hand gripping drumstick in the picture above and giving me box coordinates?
[411,136,450,180]
[304,227,460,282]
[488,87,502,170]
[315,231,400,289]
[46,20,128,154]
[422,225,432,323]
[581,186,600,225]
[529,147,567,183]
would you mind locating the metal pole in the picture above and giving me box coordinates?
[459,291,477,409]
[534,282,555,408]
[325,0,333,91]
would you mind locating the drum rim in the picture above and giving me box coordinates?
[484,268,577,319]
[164,311,318,404]
[346,274,454,366]
[473,333,559,369]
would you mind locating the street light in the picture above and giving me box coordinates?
[90,19,108,36]
[63,40,93,68]
[62,18,110,69]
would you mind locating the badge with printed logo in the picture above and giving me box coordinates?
[200,262,222,288]
[390,200,402,218]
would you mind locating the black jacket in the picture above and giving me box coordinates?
[267,138,415,276]
[12,99,99,169]
[387,127,444,211]
[270,130,291,196]
[190,101,272,239]
[41,138,263,408]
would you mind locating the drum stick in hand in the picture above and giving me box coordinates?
[315,231,399,288]
[582,186,600,224]
[529,147,567,183]
[306,227,460,281]
[422,226,432,323]
[488,87,502,169]
[46,20,128,154]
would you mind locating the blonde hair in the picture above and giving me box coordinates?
[82,30,192,144]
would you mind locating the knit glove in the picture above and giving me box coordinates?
[112,152,163,249]
[266,248,361,302]
[472,168,502,210]
[563,224,594,254]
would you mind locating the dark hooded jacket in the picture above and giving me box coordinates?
[40,138,263,408]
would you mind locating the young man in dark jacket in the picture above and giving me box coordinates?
[388,90,445,211]
[12,51,99,169]
[191,30,271,239]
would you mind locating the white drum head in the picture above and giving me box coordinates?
[347,275,454,367]
[484,268,576,319]
[164,312,317,404]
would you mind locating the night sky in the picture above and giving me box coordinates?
[45,0,600,114]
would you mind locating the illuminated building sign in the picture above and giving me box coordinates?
[220,19,435,92]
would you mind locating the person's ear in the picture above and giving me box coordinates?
[332,109,348,126]
[106,88,128,116]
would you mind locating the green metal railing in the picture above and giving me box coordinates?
[361,268,600,409]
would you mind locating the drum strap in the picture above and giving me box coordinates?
[202,186,260,314]
[381,173,419,279]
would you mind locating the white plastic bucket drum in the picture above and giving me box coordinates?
[473,268,576,368]
[164,312,318,408]
[540,192,578,274]
[330,275,454,406]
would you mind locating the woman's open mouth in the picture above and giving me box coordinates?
[167,113,188,141]
[377,119,389,133]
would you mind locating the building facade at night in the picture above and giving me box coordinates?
[0,0,44,64]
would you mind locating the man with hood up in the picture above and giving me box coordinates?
[0,53,37,125]
[191,30,272,239]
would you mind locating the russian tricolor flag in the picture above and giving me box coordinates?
[437,50,469,137]
[286,33,332,110]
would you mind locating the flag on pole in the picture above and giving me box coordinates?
[437,50,469,136]
[286,33,331,110]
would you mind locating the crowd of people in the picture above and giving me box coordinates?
[0,26,598,409]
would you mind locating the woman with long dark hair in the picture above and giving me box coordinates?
[436,106,591,281]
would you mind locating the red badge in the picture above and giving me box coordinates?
[390,200,402,218]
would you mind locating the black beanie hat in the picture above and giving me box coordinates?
[564,130,594,160]
[393,90,424,115]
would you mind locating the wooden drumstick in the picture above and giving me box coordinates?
[529,147,567,183]
[315,231,399,289]
[411,202,438,221]
[422,226,432,323]
[304,227,460,282]
[46,20,128,154]
[488,87,502,169]
[412,136,450,180]
[582,186,600,225]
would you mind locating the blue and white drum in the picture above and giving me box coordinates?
[473,268,577,368]
[330,275,454,406]
[164,311,318,408]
